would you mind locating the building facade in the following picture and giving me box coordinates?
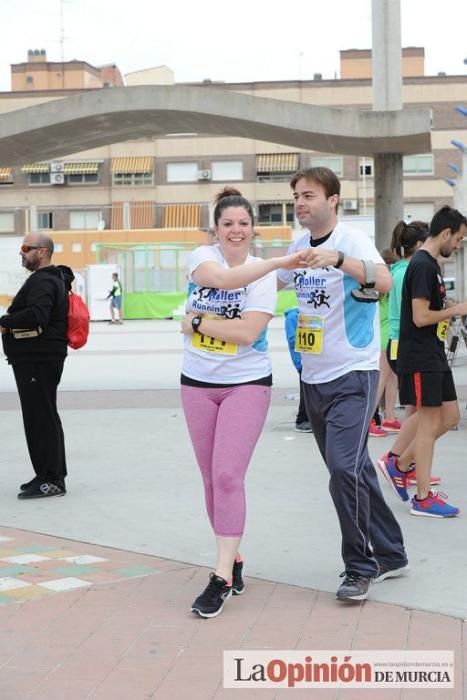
[0,47,466,276]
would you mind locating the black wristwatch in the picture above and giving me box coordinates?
[334,251,345,269]
[191,315,202,333]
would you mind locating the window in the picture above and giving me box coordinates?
[71,243,82,253]
[403,154,434,176]
[211,161,243,181]
[310,156,343,177]
[256,153,298,182]
[112,172,153,186]
[258,203,294,226]
[257,170,292,182]
[29,172,51,185]
[37,212,53,229]
[69,211,102,230]
[0,212,15,232]
[26,76,33,84]
[111,157,153,185]
[54,243,63,253]
[166,162,199,182]
[67,173,99,185]
[359,160,373,176]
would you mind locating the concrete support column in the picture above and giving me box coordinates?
[454,244,466,302]
[371,0,404,251]
[371,0,402,111]
[453,151,467,300]
[373,153,404,250]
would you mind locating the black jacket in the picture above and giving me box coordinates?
[0,265,72,364]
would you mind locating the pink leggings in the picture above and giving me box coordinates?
[181,384,271,536]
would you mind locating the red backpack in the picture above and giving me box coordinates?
[67,292,90,350]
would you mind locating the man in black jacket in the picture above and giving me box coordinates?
[0,233,72,499]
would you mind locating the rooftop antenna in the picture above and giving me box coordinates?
[59,0,70,88]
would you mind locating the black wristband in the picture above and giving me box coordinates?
[334,250,345,269]
[191,315,202,333]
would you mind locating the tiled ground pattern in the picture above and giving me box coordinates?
[0,532,162,605]
[0,527,465,700]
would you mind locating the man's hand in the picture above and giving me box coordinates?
[181,312,197,335]
[278,251,310,270]
[299,248,339,269]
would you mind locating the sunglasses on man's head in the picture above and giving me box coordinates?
[20,245,44,253]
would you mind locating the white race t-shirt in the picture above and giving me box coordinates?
[277,223,382,384]
[182,244,277,384]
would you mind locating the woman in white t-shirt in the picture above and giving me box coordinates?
[180,187,305,618]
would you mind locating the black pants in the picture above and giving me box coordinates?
[303,370,407,577]
[12,360,67,484]
[295,371,309,424]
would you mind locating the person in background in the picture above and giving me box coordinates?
[107,272,123,324]
[377,221,442,489]
[180,187,306,618]
[378,206,467,517]
[369,248,400,437]
[284,307,312,432]
[0,233,71,499]
[278,167,408,602]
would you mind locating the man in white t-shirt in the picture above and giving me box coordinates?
[278,167,408,601]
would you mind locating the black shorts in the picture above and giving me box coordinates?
[398,370,457,408]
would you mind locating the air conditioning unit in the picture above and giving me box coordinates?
[50,172,65,185]
[50,161,64,173]
[198,169,212,180]
[342,199,358,211]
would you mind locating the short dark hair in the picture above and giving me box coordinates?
[429,205,467,237]
[290,166,341,199]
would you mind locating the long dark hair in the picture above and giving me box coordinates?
[390,220,428,258]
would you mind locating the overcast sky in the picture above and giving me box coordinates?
[0,0,466,90]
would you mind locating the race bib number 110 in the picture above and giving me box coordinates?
[295,315,324,354]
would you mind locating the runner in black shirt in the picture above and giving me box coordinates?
[378,206,467,518]
[398,250,451,373]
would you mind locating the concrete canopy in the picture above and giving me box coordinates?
[0,85,431,166]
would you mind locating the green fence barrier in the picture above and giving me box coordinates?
[124,289,298,320]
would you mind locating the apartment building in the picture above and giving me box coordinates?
[0,47,466,276]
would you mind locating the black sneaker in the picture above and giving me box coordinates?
[19,476,41,491]
[374,562,410,583]
[17,482,66,500]
[20,477,66,492]
[336,572,372,601]
[191,573,232,618]
[232,559,245,595]
[295,421,313,433]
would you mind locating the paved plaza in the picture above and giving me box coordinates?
[0,319,466,699]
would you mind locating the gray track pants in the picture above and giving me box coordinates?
[302,370,407,577]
